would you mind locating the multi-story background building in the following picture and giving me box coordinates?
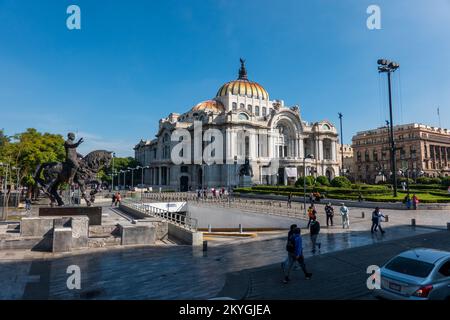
[352,123,450,183]
[337,144,354,178]
[134,60,341,191]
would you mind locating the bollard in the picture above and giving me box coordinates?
[203,240,208,252]
[239,224,243,233]
[411,218,416,226]
[208,224,212,233]
[385,215,389,222]
[361,212,365,218]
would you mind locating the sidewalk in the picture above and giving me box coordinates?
[217,230,450,300]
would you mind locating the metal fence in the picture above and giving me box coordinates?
[122,198,198,231]
[140,192,308,220]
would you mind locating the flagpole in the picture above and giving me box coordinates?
[438,107,441,128]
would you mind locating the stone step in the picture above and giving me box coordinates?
[88,236,121,248]
[88,225,120,238]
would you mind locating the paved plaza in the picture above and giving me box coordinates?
[219,230,450,300]
[1,197,449,300]
[0,224,441,299]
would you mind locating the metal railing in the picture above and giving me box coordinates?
[122,198,198,231]
[140,192,308,220]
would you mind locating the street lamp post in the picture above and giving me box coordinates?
[12,166,20,207]
[111,152,115,191]
[128,168,136,190]
[0,162,10,220]
[378,59,400,197]
[303,154,314,216]
[338,113,344,176]
[120,170,126,190]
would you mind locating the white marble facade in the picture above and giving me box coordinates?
[134,61,340,191]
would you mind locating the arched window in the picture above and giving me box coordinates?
[247,105,252,113]
[262,107,267,116]
[255,106,260,116]
[232,102,237,111]
[239,103,245,109]
[323,139,332,160]
[239,113,249,120]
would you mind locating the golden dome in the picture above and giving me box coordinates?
[216,59,269,100]
[192,100,225,113]
[216,80,269,100]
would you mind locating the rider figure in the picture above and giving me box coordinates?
[64,132,84,183]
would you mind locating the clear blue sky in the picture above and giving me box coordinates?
[1,0,449,156]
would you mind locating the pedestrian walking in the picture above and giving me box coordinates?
[309,192,314,204]
[340,203,350,229]
[111,193,116,207]
[404,195,411,210]
[307,205,317,228]
[287,192,292,208]
[115,192,122,206]
[282,227,313,284]
[371,207,385,234]
[325,202,334,227]
[412,194,419,210]
[25,197,32,213]
[358,192,363,202]
[281,224,297,270]
[310,218,321,253]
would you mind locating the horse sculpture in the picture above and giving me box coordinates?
[238,157,254,177]
[34,150,112,207]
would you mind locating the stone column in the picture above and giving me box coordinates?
[225,129,231,163]
[331,140,337,162]
[299,138,304,158]
[318,138,323,161]
[268,131,274,159]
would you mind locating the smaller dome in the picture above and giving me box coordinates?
[192,100,224,113]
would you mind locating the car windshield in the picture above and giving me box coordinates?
[385,256,435,278]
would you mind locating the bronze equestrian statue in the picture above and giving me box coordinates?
[34,133,112,207]
[239,157,254,177]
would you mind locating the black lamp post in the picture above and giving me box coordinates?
[338,112,344,176]
[378,59,400,197]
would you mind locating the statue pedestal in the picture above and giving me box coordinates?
[239,176,253,188]
[39,206,102,226]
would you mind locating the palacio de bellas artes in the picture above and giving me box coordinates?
[134,59,341,191]
[3,0,450,311]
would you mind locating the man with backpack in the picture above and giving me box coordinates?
[281,224,297,270]
[282,227,313,284]
[325,202,334,227]
[310,218,321,254]
[307,205,317,228]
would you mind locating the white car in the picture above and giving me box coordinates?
[375,248,450,300]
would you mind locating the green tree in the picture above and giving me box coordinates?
[106,156,139,187]
[331,176,352,188]
[316,175,330,186]
[295,176,315,187]
[441,177,450,187]
[0,128,65,191]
